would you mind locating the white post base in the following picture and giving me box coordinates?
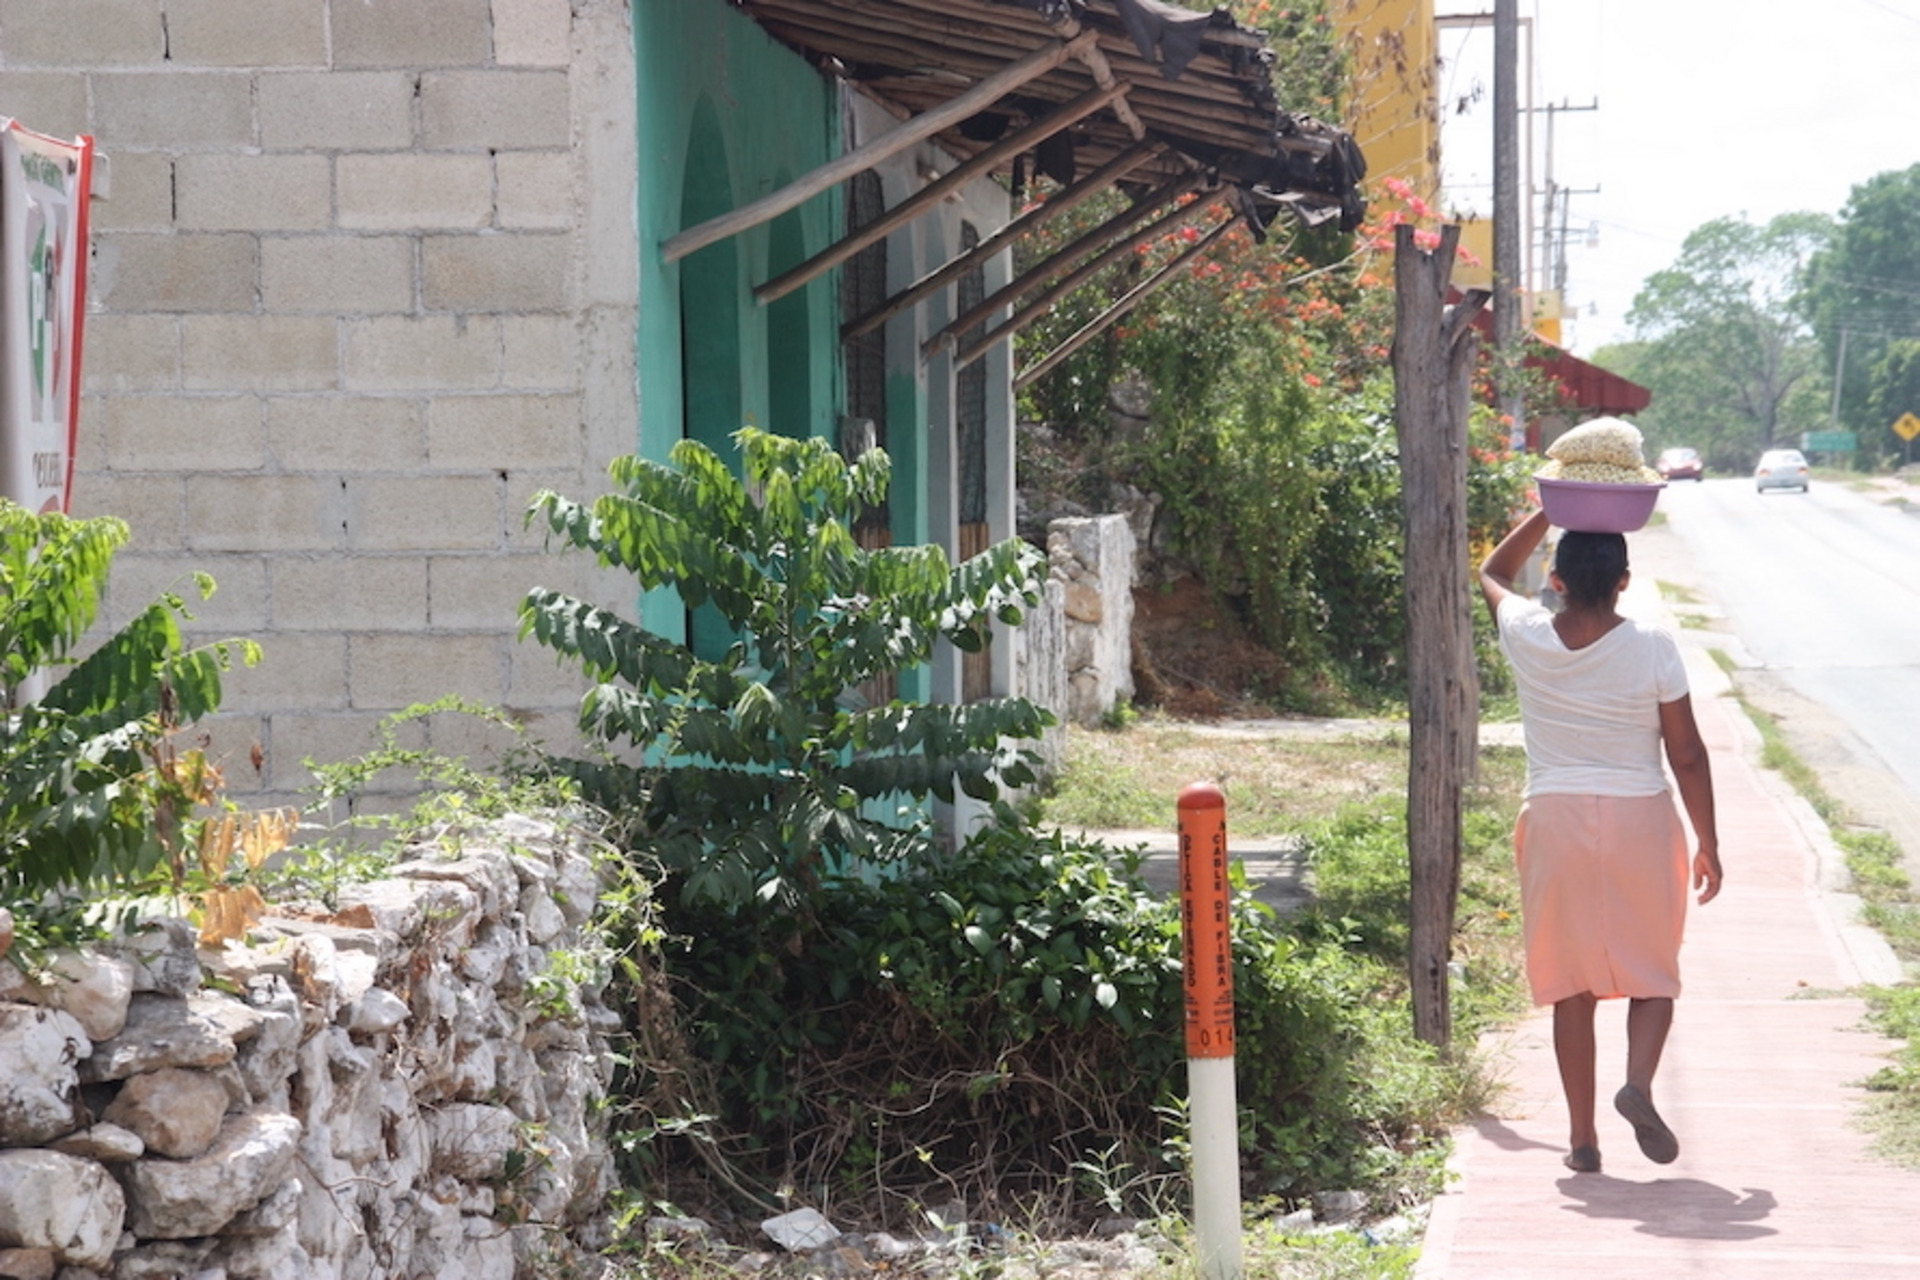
[1189,1054,1243,1280]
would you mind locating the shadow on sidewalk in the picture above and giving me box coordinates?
[1470,1117,1562,1155]
[1555,1176,1778,1241]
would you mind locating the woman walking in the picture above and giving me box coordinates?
[1479,509,1723,1175]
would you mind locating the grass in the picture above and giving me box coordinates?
[1655,580,1715,630]
[1034,717,1530,1280]
[1044,714,1421,836]
[1730,690,1847,826]
[1140,1208,1422,1280]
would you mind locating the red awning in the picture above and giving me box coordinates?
[1465,309,1651,416]
[1531,341,1652,415]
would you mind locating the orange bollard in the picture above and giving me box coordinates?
[1178,780,1241,1279]
[1178,781,1234,1058]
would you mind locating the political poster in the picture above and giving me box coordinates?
[1,119,94,515]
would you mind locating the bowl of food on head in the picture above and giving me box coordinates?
[1535,417,1667,533]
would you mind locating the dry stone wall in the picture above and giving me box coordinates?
[0,815,620,1280]
[1047,515,1136,727]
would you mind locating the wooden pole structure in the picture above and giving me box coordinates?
[1392,222,1485,1051]
[754,81,1131,306]
[841,142,1163,342]
[660,31,1095,264]
[1492,0,1526,449]
[1014,217,1235,389]
[924,169,1207,357]
[950,193,1221,370]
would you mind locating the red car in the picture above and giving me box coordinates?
[1656,447,1704,482]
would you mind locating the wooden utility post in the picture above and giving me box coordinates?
[1492,0,1525,450]
[1391,223,1486,1051]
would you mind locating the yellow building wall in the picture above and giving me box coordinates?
[1453,217,1492,288]
[1335,0,1439,205]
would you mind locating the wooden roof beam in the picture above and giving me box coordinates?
[953,194,1226,370]
[1052,12,1136,141]
[923,169,1207,356]
[660,29,1095,264]
[1015,216,1237,390]
[841,141,1162,342]
[754,80,1130,306]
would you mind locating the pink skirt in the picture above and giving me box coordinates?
[1513,793,1690,1006]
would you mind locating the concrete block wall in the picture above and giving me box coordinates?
[1,0,639,811]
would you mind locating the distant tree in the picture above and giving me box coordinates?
[1805,164,1920,465]
[1617,213,1833,471]
[1865,338,1920,464]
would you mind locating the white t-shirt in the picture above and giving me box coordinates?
[1496,595,1690,798]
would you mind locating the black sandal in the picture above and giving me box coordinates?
[1563,1145,1601,1173]
[1614,1084,1679,1164]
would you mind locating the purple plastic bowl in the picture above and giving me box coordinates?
[1536,476,1666,533]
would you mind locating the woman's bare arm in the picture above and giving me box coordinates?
[1478,510,1551,620]
[1660,694,1722,904]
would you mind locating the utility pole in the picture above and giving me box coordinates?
[1493,0,1524,450]
[1527,99,1598,297]
[1830,327,1850,432]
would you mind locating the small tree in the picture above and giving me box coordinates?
[522,429,1052,915]
[0,503,256,909]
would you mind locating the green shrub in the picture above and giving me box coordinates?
[663,812,1481,1223]
[0,503,255,913]
[521,428,1053,917]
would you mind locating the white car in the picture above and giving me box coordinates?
[1755,448,1810,493]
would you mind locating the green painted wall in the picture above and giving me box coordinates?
[634,3,933,706]
[635,0,842,635]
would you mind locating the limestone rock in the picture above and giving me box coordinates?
[121,1112,301,1239]
[456,923,513,988]
[518,885,566,946]
[551,849,602,926]
[33,952,135,1043]
[103,1237,213,1278]
[763,1206,841,1252]
[231,980,300,1109]
[78,993,236,1084]
[48,1123,144,1163]
[102,1068,231,1160]
[345,987,409,1036]
[222,1177,301,1238]
[426,1104,519,1181]
[0,1245,54,1279]
[107,919,202,999]
[190,989,269,1046]
[394,852,513,919]
[0,1006,88,1144]
[0,1150,125,1269]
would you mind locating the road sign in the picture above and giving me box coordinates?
[1895,412,1920,442]
[1801,429,1856,453]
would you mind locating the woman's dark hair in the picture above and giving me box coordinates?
[1553,532,1629,606]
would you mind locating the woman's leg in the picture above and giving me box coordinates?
[1625,996,1674,1093]
[1553,992,1599,1150]
[1616,996,1680,1163]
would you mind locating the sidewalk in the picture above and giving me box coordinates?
[1415,545,1920,1278]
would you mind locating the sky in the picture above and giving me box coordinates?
[1432,0,1920,356]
